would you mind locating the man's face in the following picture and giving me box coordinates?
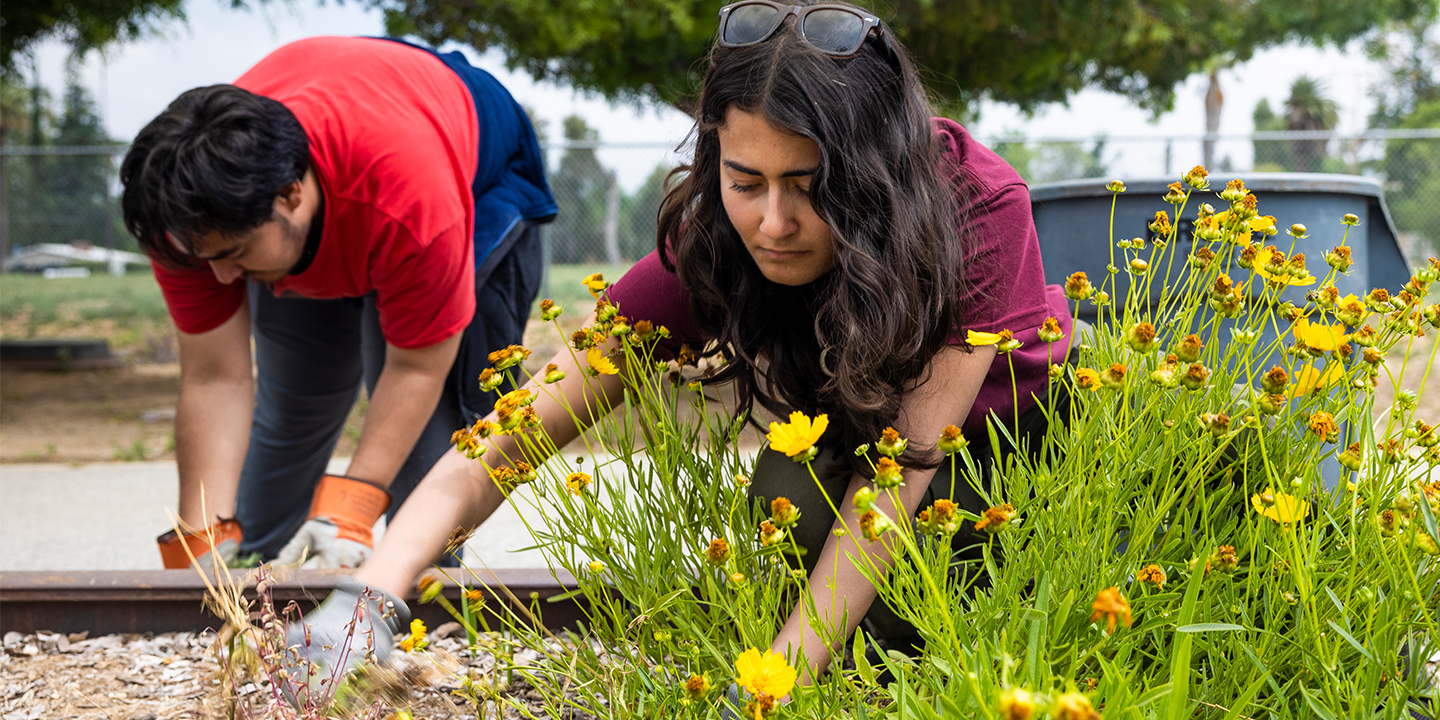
[190,214,307,285]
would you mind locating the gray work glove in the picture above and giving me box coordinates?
[280,576,410,707]
[275,517,374,569]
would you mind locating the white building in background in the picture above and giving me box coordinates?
[3,242,149,276]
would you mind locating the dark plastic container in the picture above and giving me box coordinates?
[1030,173,1412,320]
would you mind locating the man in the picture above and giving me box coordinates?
[121,36,555,569]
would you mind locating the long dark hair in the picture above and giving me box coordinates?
[657,1,973,470]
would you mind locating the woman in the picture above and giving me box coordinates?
[289,0,1074,699]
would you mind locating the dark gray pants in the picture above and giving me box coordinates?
[235,227,542,558]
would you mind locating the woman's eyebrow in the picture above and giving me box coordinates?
[723,159,817,178]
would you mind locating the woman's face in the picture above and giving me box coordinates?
[717,107,835,286]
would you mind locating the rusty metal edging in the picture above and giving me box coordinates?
[0,568,581,636]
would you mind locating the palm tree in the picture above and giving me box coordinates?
[1285,75,1339,172]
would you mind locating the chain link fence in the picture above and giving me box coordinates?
[3,129,1437,278]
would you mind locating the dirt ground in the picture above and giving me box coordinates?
[0,627,598,720]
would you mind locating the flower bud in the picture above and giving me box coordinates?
[1128,258,1149,276]
[1038,316,1065,343]
[1256,393,1286,416]
[479,368,504,393]
[873,457,905,489]
[1100,363,1128,389]
[1106,179,1126,193]
[771,497,801,528]
[859,510,891,541]
[852,486,877,510]
[1341,213,1360,226]
[1175,334,1204,363]
[1288,223,1308,238]
[1181,363,1211,391]
[1064,271,1095,301]
[1125,322,1157,353]
[1338,442,1363,471]
[539,298,563,322]
[1184,165,1209,189]
[543,363,566,384]
[876,427,908,457]
[1325,246,1353,273]
[937,424,969,455]
[1149,211,1173,236]
[1219,179,1246,203]
[1164,182,1186,205]
[997,687,1038,720]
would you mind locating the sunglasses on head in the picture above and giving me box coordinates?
[717,1,889,58]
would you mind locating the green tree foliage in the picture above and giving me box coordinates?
[2,0,187,71]
[1251,98,1293,171]
[1366,13,1440,128]
[377,0,1439,115]
[1364,14,1439,252]
[548,115,611,264]
[618,164,673,261]
[990,136,1109,184]
[1383,100,1440,253]
[1284,75,1340,172]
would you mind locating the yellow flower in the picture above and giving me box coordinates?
[586,346,619,376]
[582,272,608,298]
[1052,692,1100,720]
[997,687,1038,720]
[684,674,712,701]
[734,648,797,706]
[766,411,829,460]
[705,537,732,566]
[1292,317,1348,352]
[566,471,592,496]
[1074,367,1101,392]
[1286,362,1344,398]
[1251,490,1310,524]
[399,618,428,653]
[1137,564,1166,589]
[1089,587,1132,634]
[974,503,1016,533]
[968,328,1020,352]
[1252,246,1316,286]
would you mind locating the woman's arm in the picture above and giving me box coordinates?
[771,344,997,681]
[355,313,627,596]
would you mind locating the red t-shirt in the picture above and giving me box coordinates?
[608,118,1072,436]
[152,36,480,348]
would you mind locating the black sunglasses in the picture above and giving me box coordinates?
[717,1,888,58]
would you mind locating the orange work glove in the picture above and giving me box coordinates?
[157,518,243,569]
[274,474,391,568]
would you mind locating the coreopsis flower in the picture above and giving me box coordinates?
[1334,296,1367,326]
[1189,246,1214,269]
[938,425,968,454]
[770,497,801,528]
[974,503,1017,533]
[1256,392,1286,416]
[1184,165,1209,189]
[969,328,1021,353]
[1053,692,1100,720]
[876,427,908,457]
[400,618,428,653]
[488,344,532,371]
[1092,290,1110,305]
[1289,223,1308,238]
[1325,245,1353,273]
[917,499,960,535]
[1181,363,1211,391]
[1260,365,1289,394]
[1198,412,1231,438]
[594,298,619,322]
[1341,213,1360,226]
[997,687,1038,720]
[1137,564,1166,589]
[1163,181,1186,204]
[582,272,608,298]
[1254,246,1315,286]
[1311,284,1339,310]
[1294,317,1349,354]
[588,560,606,574]
[1251,490,1309,524]
[1251,214,1279,237]
[766,411,829,462]
[1128,257,1149,275]
[735,648,797,718]
[464,588,485,606]
[497,387,534,411]
[417,575,444,604]
[1338,442,1364,471]
[1149,210,1173,236]
[873,457,905,489]
[566,471,592,496]
[1219,178,1247,203]
[539,298,563,322]
[1100,363,1128,390]
[705,537,732,566]
[859,510,892,541]
[609,315,632,337]
[1366,288,1392,313]
[852,486,877,510]
[1237,244,1259,270]
[1172,334,1203,363]
[757,520,784,548]
[684,674,712,702]
[1075,367,1102,392]
[1089,587,1132,633]
[1124,322,1157,353]
[1149,359,1181,388]
[1064,271,1095,301]
[1207,545,1239,574]
[1106,179,1127,193]
[1038,317,1065,344]
[1308,411,1339,442]
[571,328,596,351]
[1287,362,1344,398]
[444,525,477,556]
[478,368,503,393]
[1425,303,1440,329]
[542,363,566,384]
[586,346,619,377]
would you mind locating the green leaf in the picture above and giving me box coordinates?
[1164,567,1205,720]
[854,631,876,687]
[1300,683,1339,720]
[1324,620,1375,663]
[1175,623,1244,633]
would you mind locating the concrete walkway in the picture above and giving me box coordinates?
[0,458,548,571]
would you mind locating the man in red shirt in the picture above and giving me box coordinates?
[121,37,556,569]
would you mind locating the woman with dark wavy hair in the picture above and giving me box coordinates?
[290,0,1074,698]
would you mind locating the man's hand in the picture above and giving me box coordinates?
[157,519,243,569]
[276,474,390,568]
[281,576,410,707]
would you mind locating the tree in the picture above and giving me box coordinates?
[376,0,1438,117]
[1366,13,1440,128]
[618,164,672,261]
[547,115,612,264]
[3,0,187,71]
[991,136,1109,184]
[1284,76,1339,173]
[1251,98,1293,171]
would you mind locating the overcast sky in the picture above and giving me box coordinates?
[27,0,1390,189]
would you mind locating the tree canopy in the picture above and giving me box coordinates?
[3,0,188,70]
[377,0,1440,116]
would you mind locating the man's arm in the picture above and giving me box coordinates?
[175,300,254,530]
[344,332,463,488]
[771,344,998,681]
